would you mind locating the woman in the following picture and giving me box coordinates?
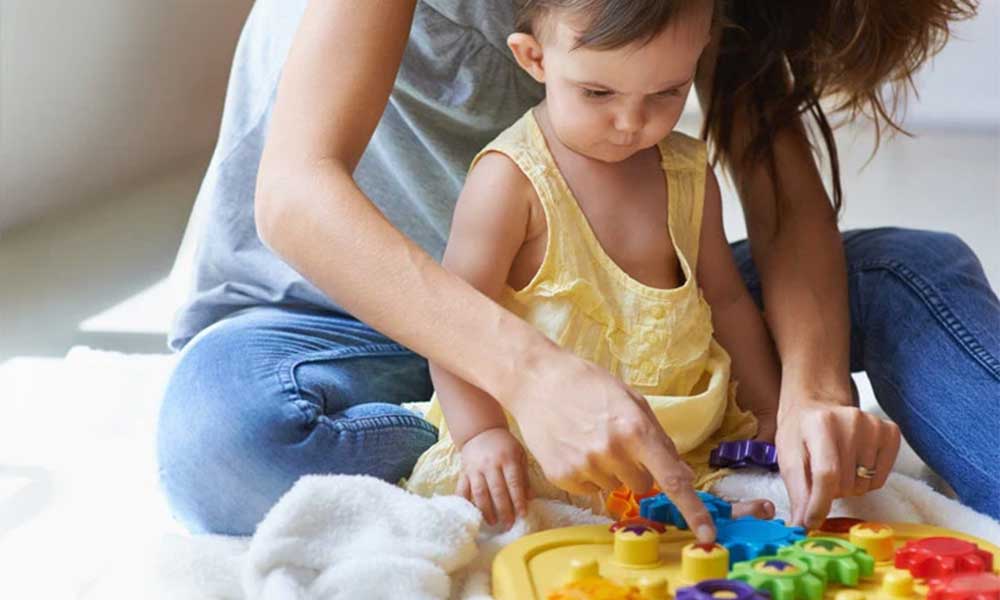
[157,0,996,536]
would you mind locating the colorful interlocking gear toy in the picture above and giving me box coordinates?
[925,571,1000,600]
[609,517,667,535]
[894,537,995,578]
[492,491,1000,600]
[710,440,780,471]
[605,485,663,521]
[640,491,733,529]
[729,556,827,600]
[676,579,771,600]
[818,518,866,534]
[778,537,875,585]
[848,522,896,562]
[681,542,730,582]
[715,517,808,564]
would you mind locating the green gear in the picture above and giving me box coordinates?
[729,556,826,600]
[778,537,875,586]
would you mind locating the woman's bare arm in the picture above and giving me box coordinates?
[255,1,541,406]
[696,38,900,528]
[694,33,850,402]
[253,0,721,540]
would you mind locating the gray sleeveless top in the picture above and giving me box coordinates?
[169,0,545,350]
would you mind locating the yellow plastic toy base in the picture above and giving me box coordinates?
[492,521,1000,600]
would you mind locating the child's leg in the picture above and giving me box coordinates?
[731,227,1000,519]
[156,305,438,536]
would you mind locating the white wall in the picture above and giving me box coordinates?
[0,0,253,233]
[904,2,999,130]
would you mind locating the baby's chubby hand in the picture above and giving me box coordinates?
[457,427,531,530]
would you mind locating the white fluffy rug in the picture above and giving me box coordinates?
[1,347,997,600]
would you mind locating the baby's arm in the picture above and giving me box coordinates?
[433,151,537,448]
[696,168,781,441]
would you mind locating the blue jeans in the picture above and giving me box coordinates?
[156,306,439,535]
[157,227,1000,534]
[732,227,1000,519]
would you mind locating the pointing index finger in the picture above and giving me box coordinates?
[637,429,716,543]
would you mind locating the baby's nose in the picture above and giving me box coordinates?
[614,106,644,133]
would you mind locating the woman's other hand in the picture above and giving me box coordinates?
[775,388,902,528]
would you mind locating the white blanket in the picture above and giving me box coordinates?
[93,468,998,600]
[2,347,998,600]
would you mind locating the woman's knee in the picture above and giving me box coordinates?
[156,313,439,535]
[846,227,982,276]
[156,322,298,534]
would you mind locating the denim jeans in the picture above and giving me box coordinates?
[157,227,1000,534]
[732,227,1000,519]
[156,306,439,535]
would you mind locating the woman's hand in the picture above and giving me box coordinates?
[505,348,719,543]
[775,386,902,528]
[752,405,778,444]
[457,427,530,530]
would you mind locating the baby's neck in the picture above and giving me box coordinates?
[534,102,661,183]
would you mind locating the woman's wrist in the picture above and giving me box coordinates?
[480,309,563,414]
[777,372,854,418]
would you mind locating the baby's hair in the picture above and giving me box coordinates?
[514,0,713,50]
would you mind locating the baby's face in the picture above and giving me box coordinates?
[537,8,711,163]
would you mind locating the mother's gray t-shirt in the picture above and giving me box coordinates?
[169,0,544,350]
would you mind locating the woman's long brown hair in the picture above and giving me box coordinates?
[702,0,978,212]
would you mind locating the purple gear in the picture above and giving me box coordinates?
[710,440,779,472]
[676,579,771,600]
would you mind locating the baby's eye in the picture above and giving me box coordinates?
[582,88,613,99]
[653,88,683,99]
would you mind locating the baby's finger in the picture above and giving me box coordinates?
[503,462,530,518]
[486,468,516,528]
[471,473,497,526]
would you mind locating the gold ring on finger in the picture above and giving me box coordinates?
[855,465,876,480]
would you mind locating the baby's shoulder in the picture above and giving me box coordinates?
[467,150,536,201]
[465,151,546,238]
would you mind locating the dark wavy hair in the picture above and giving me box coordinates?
[515,0,979,213]
[703,0,979,212]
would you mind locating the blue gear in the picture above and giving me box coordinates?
[716,517,807,565]
[639,491,733,529]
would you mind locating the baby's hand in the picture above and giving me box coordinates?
[457,427,530,530]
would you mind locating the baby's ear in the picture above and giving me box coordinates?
[507,33,546,83]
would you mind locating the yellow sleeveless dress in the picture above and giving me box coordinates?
[405,109,758,512]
